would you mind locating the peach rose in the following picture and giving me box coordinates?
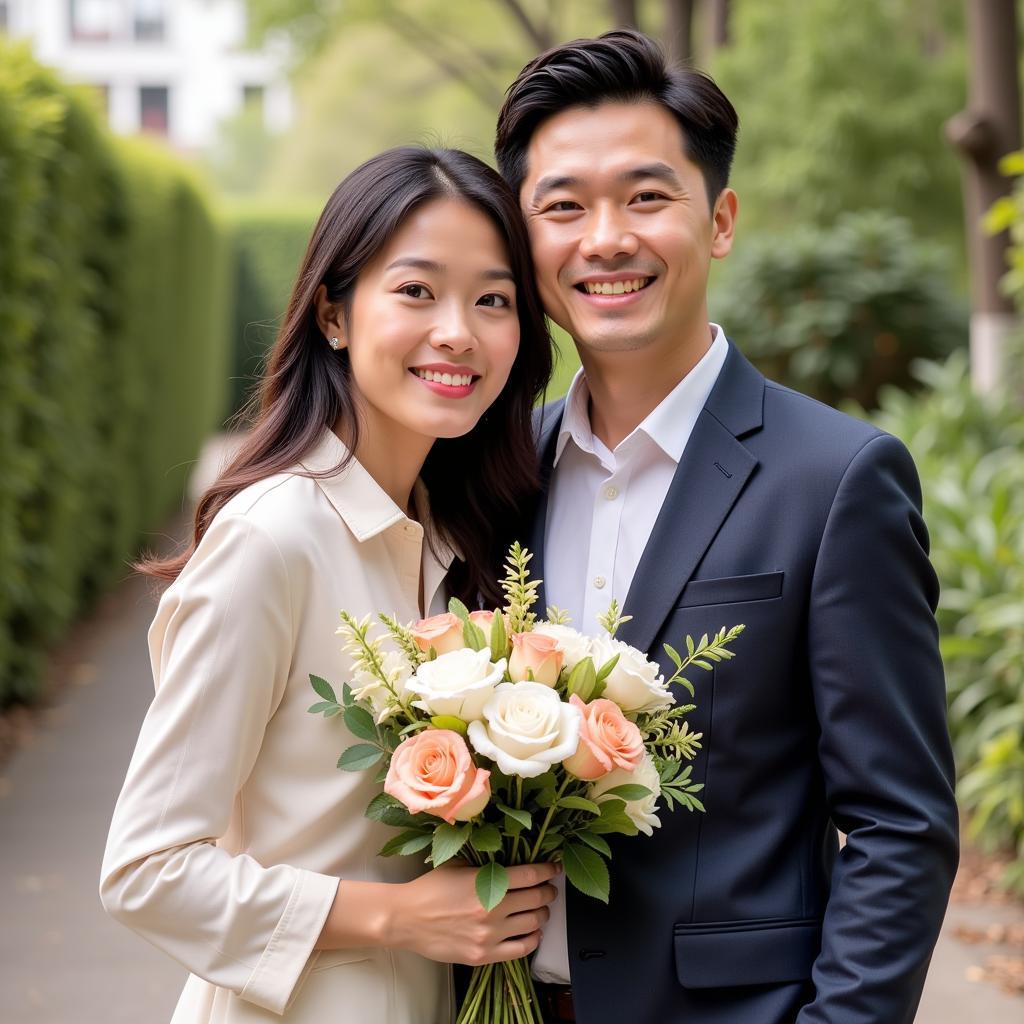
[562,694,644,781]
[384,729,491,824]
[508,631,564,686]
[410,612,466,656]
[468,610,497,630]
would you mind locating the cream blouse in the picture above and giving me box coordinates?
[100,430,455,1022]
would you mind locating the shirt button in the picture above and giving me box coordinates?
[593,575,606,589]
[604,485,618,500]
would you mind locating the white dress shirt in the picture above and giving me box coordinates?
[532,324,729,985]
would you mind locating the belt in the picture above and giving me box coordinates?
[533,980,575,1022]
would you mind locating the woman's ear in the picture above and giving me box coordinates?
[314,283,347,349]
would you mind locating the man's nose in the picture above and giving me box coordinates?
[580,204,638,261]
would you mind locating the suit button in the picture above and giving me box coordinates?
[579,949,606,960]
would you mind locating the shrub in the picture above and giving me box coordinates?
[866,353,1024,888]
[224,201,318,415]
[713,212,966,408]
[0,43,231,704]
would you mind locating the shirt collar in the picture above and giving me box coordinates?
[299,430,457,567]
[554,324,729,467]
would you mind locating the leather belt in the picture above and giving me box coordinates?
[533,981,575,1022]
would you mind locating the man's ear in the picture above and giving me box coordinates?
[314,283,347,348]
[710,188,738,261]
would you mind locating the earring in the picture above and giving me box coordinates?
[329,336,341,350]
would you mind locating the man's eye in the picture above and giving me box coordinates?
[546,200,581,213]
[477,293,510,308]
[634,191,665,203]
[399,284,432,299]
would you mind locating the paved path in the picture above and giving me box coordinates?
[0,435,1021,1022]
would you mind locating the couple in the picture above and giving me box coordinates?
[100,30,959,1024]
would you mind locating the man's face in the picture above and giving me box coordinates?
[519,100,735,357]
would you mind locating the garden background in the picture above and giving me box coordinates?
[0,0,1022,1018]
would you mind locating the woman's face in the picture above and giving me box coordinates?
[341,197,521,452]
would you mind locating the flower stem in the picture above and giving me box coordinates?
[528,775,572,862]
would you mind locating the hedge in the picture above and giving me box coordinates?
[0,43,231,705]
[224,200,318,415]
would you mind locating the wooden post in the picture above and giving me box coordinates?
[946,0,1021,393]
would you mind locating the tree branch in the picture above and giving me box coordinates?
[495,0,553,52]
[609,0,639,30]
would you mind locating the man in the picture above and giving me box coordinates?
[494,30,959,1024]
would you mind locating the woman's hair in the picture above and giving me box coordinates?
[138,147,552,605]
[495,30,739,210]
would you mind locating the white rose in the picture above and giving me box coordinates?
[590,634,674,713]
[407,647,506,723]
[531,622,594,673]
[351,650,412,724]
[468,681,582,778]
[589,753,663,836]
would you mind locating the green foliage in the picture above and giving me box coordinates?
[865,352,1024,890]
[714,212,966,407]
[712,0,966,261]
[0,42,231,705]
[223,200,319,415]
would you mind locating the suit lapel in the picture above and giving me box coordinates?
[617,344,765,654]
[526,399,565,616]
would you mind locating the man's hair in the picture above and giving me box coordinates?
[495,30,739,209]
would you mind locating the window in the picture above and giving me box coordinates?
[133,0,165,42]
[139,85,169,136]
[69,0,118,42]
[242,84,265,116]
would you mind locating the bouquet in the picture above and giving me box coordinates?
[309,543,744,1023]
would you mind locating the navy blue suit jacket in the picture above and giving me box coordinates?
[526,342,958,1024]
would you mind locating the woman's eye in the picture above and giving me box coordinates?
[477,293,511,308]
[399,283,432,299]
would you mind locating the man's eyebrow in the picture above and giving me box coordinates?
[621,162,685,189]
[530,163,685,206]
[385,257,514,283]
[530,175,582,206]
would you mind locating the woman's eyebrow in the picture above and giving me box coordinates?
[386,257,514,283]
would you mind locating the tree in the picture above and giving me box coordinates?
[947,0,1021,393]
[710,0,966,270]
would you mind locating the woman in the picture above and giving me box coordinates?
[100,147,559,1023]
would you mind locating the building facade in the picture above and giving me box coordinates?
[1,0,291,150]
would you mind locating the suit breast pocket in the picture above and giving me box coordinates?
[676,570,784,608]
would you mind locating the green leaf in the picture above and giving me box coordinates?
[470,823,503,853]
[998,149,1024,175]
[432,821,472,867]
[563,842,610,903]
[594,653,620,684]
[663,644,682,670]
[366,792,408,822]
[558,794,602,814]
[341,682,355,707]
[490,609,508,662]
[474,861,509,912]
[589,799,638,836]
[574,831,612,857]
[344,704,378,741]
[336,744,383,771]
[497,802,532,830]
[566,657,597,702]
[310,674,337,703]
[307,700,336,715]
[449,597,487,651]
[379,829,431,857]
[599,784,652,802]
[429,715,468,736]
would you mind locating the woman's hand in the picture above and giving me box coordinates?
[318,862,560,965]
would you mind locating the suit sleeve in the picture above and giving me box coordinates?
[99,514,339,1016]
[798,433,959,1024]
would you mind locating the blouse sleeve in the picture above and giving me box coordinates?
[99,513,339,1015]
